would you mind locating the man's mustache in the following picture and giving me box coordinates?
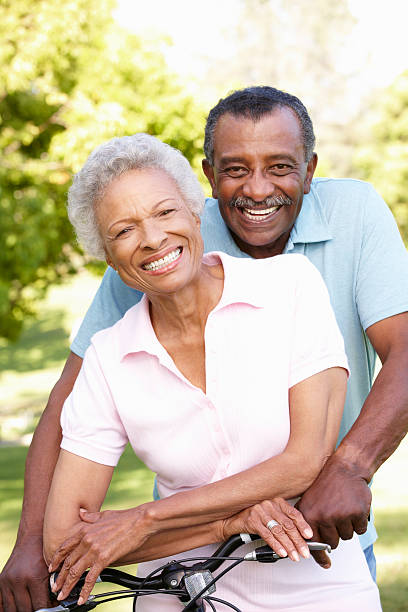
[229,194,293,209]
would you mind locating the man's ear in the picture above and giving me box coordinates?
[304,153,318,194]
[202,159,218,198]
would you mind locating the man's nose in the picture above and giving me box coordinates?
[140,221,167,250]
[241,169,275,202]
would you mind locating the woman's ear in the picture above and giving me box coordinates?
[105,252,116,271]
[193,213,201,229]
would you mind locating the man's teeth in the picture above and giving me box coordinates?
[242,206,281,219]
[143,248,181,271]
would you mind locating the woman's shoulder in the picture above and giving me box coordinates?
[218,251,316,278]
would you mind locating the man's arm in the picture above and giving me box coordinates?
[297,312,408,558]
[0,352,83,612]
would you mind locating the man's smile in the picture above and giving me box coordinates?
[239,205,283,222]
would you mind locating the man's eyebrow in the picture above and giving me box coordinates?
[218,156,248,165]
[218,154,300,165]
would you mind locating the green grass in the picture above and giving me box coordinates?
[0,271,407,610]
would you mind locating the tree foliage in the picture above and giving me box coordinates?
[0,0,205,340]
[354,71,408,244]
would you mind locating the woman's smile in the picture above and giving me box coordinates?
[141,246,183,274]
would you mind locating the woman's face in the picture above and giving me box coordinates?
[97,167,203,296]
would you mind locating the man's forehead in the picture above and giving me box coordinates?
[212,108,304,160]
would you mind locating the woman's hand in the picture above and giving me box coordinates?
[49,505,156,605]
[221,498,313,562]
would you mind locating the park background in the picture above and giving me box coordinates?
[0,0,407,609]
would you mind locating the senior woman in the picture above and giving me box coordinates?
[43,134,381,611]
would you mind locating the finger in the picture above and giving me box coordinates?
[318,526,340,550]
[276,499,313,539]
[57,556,92,602]
[79,509,101,524]
[311,549,331,569]
[29,580,53,612]
[54,548,88,595]
[266,522,308,562]
[0,587,17,612]
[335,518,355,541]
[352,513,369,536]
[78,565,103,606]
[261,503,310,559]
[49,535,82,572]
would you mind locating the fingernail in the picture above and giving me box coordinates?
[304,528,313,538]
[78,597,84,606]
[301,546,310,558]
[57,592,64,601]
[278,548,287,557]
[291,551,300,562]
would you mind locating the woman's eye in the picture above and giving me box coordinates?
[116,227,132,238]
[159,209,175,216]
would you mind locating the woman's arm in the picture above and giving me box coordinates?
[48,366,346,604]
[149,366,347,528]
[43,450,114,564]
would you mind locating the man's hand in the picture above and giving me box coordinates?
[296,454,371,568]
[0,535,51,612]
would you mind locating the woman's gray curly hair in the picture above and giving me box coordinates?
[67,134,205,260]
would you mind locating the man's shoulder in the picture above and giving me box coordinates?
[311,177,377,206]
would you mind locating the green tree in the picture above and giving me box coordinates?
[0,0,205,340]
[354,71,408,244]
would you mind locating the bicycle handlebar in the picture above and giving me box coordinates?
[35,534,331,611]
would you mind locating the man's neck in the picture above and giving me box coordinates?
[230,230,290,259]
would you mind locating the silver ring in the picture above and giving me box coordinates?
[266,519,279,531]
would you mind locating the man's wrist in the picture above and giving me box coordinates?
[328,443,372,483]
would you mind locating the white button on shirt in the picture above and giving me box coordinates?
[61,252,380,610]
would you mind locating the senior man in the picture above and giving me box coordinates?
[1,86,408,611]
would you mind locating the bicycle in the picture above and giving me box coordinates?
[35,534,331,612]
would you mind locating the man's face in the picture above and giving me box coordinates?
[202,108,317,258]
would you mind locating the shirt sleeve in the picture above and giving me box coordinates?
[70,266,143,358]
[61,342,128,466]
[356,185,408,330]
[289,257,349,388]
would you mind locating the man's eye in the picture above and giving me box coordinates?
[224,166,248,177]
[159,209,175,216]
[269,164,292,175]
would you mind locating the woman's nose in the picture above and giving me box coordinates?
[139,222,167,250]
[241,170,275,202]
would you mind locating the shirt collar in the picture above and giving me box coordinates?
[117,251,263,360]
[285,182,333,251]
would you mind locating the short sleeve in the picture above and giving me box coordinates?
[61,343,128,466]
[289,257,349,388]
[70,266,143,358]
[356,185,408,330]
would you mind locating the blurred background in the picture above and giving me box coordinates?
[0,0,407,609]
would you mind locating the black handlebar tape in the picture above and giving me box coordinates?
[200,533,261,572]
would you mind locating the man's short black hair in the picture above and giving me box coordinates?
[204,86,315,165]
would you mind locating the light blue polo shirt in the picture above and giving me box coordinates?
[71,178,408,550]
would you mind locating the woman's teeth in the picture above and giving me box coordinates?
[142,248,181,271]
[242,206,281,220]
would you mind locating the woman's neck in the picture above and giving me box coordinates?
[148,261,224,340]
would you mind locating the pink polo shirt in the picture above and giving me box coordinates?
[61,252,380,611]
